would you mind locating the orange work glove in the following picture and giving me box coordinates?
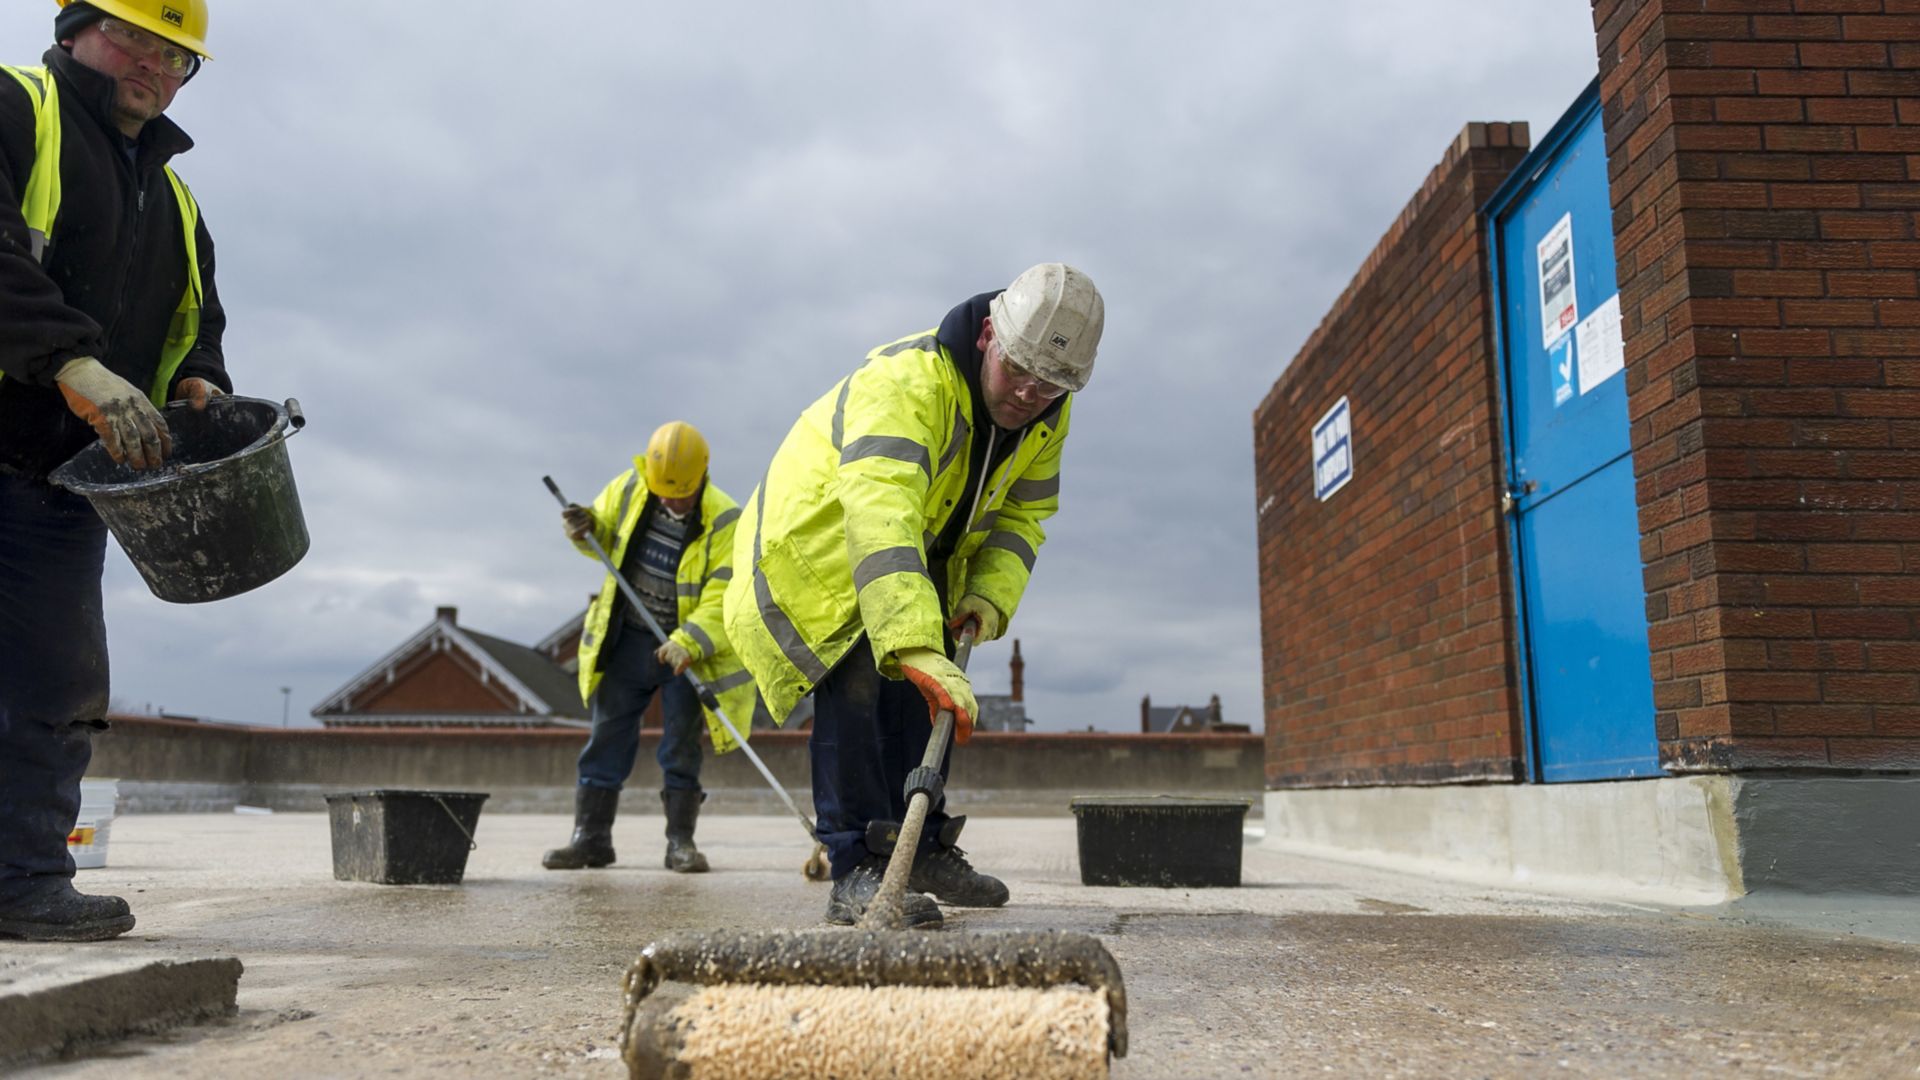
[896,646,978,744]
[171,377,224,411]
[55,356,170,469]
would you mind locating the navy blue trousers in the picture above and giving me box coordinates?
[811,636,954,881]
[0,473,110,904]
[577,623,704,793]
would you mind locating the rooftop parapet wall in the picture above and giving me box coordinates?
[1593,0,1920,771]
[1254,124,1531,789]
[86,716,1263,815]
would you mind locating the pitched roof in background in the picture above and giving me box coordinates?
[1143,705,1190,734]
[311,606,588,726]
[976,695,1032,732]
[464,629,585,717]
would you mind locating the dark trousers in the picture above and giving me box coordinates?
[577,624,704,793]
[0,473,110,904]
[811,635,953,881]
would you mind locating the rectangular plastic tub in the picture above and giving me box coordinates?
[1070,796,1250,887]
[325,790,488,885]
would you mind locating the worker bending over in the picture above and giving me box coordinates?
[725,264,1103,927]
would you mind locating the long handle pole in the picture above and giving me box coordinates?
[542,476,819,845]
[859,633,974,930]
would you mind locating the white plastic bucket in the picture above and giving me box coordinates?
[68,778,120,870]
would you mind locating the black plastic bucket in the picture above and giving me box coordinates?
[325,790,489,885]
[48,395,309,604]
[1070,796,1251,887]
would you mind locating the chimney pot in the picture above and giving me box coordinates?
[436,606,458,624]
[1009,639,1025,703]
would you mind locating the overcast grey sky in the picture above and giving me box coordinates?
[5,2,1601,731]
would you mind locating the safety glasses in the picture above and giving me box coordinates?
[96,17,195,80]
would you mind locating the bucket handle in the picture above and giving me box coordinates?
[432,795,478,852]
[284,398,307,434]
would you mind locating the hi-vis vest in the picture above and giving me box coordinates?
[722,331,1067,727]
[1,65,202,403]
[574,473,762,753]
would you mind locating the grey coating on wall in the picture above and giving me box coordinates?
[86,721,1264,817]
[1733,777,1920,896]
[0,954,242,1065]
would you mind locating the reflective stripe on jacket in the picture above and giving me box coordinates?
[0,64,203,404]
[574,473,760,753]
[722,330,1067,726]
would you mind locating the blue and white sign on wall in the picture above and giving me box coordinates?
[1312,396,1353,501]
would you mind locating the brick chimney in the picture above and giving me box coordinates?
[436,606,457,625]
[1009,639,1024,704]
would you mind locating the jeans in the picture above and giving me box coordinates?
[576,623,703,793]
[0,472,109,905]
[810,635,954,880]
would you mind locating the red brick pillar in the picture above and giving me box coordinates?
[1595,0,1920,770]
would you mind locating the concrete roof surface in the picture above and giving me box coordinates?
[11,814,1920,1077]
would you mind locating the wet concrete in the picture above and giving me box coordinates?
[10,814,1919,1077]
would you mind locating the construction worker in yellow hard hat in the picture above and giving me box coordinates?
[0,0,227,943]
[546,421,763,875]
[723,264,1103,928]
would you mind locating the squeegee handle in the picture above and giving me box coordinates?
[860,632,973,930]
[541,475,817,839]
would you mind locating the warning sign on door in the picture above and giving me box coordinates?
[1537,212,1578,349]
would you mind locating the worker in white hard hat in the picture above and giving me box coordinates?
[0,0,224,943]
[545,421,762,875]
[723,263,1103,928]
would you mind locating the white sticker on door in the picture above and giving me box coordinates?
[1537,212,1578,350]
[1575,293,1625,394]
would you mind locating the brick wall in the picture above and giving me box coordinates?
[1594,0,1920,770]
[1254,125,1532,788]
[352,650,518,713]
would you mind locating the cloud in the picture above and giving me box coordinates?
[2,1,1602,731]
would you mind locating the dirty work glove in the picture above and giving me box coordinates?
[655,639,693,676]
[170,377,223,411]
[562,504,596,542]
[56,357,170,470]
[896,646,978,745]
[948,594,1004,643]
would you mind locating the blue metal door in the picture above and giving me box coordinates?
[1487,82,1660,782]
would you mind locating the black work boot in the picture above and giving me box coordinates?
[661,789,709,873]
[825,856,943,928]
[909,846,1009,907]
[908,815,1009,907]
[0,878,135,942]
[542,785,619,869]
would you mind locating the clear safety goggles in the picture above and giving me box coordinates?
[97,17,196,80]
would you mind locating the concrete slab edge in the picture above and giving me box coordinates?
[0,955,243,1066]
[1262,778,1740,908]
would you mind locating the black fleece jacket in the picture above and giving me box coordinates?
[928,290,1066,568]
[0,47,229,479]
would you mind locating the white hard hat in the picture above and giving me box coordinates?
[988,263,1104,393]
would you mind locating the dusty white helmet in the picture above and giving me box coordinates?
[988,263,1104,393]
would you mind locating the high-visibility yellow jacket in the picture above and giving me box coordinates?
[1,63,204,398]
[723,330,1067,726]
[574,472,760,752]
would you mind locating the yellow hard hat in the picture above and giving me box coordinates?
[638,421,709,500]
[59,0,211,59]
